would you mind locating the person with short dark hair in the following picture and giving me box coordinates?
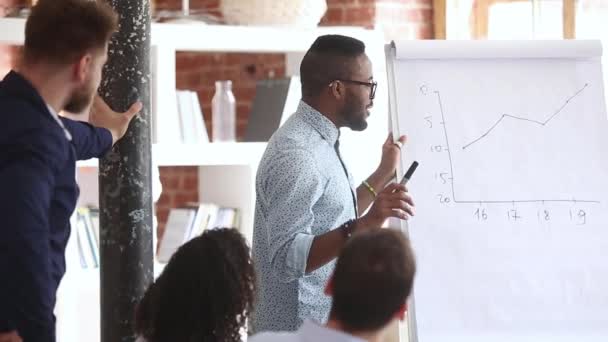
[251,34,415,332]
[134,228,256,342]
[0,0,141,341]
[250,229,416,342]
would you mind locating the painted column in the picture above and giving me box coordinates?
[98,1,153,341]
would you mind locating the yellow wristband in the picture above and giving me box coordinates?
[362,180,377,198]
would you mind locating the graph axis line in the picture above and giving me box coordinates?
[435,90,458,202]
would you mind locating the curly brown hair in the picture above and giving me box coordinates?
[135,228,256,342]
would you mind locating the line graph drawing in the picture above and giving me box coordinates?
[462,83,589,150]
[432,86,600,205]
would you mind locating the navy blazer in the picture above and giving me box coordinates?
[0,71,113,342]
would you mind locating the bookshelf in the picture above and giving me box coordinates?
[0,17,388,342]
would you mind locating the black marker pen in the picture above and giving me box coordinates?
[399,161,419,186]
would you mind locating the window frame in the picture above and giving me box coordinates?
[433,0,576,39]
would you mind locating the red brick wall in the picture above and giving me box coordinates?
[156,166,199,232]
[175,52,286,139]
[322,0,376,27]
[375,0,434,40]
[0,0,23,77]
[0,0,23,15]
[0,45,18,78]
[321,0,433,39]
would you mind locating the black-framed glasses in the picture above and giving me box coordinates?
[335,79,378,100]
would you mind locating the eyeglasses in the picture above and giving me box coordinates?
[334,79,378,100]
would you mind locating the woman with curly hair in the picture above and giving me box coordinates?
[135,228,256,342]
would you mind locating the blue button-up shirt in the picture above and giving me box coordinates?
[251,101,357,332]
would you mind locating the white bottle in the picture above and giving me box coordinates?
[211,80,236,142]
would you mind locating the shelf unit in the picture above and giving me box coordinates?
[1,17,389,342]
[77,142,268,167]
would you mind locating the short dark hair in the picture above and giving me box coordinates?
[330,229,416,332]
[300,34,366,97]
[24,0,118,64]
[135,228,256,342]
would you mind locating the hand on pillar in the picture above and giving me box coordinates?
[89,95,142,145]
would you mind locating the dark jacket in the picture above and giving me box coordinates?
[0,71,112,342]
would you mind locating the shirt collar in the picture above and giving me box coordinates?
[46,104,72,141]
[297,100,340,147]
[298,320,367,342]
[1,71,72,141]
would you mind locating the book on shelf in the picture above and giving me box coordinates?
[151,47,182,145]
[88,208,100,248]
[189,91,209,143]
[280,75,301,126]
[156,203,240,263]
[244,76,301,142]
[187,203,219,239]
[177,89,208,144]
[151,83,209,144]
[214,207,240,230]
[156,207,197,263]
[74,207,100,269]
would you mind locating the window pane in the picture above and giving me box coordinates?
[488,0,562,39]
[576,0,608,39]
[447,0,563,40]
[446,0,475,39]
[488,2,535,39]
[534,0,563,38]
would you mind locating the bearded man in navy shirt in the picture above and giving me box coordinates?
[0,1,142,341]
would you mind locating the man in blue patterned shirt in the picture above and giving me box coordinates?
[251,34,415,332]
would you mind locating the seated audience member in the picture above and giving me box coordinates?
[249,229,416,342]
[135,228,256,342]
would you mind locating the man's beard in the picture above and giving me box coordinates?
[64,84,95,114]
[341,95,368,131]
